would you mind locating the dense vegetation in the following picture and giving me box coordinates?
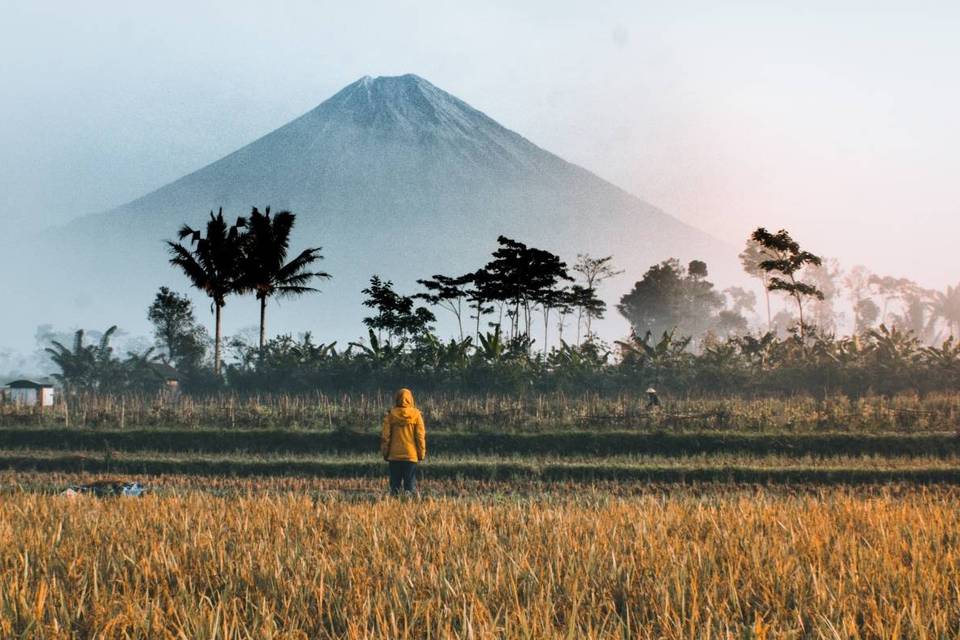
[27,210,960,401]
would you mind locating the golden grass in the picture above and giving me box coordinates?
[2,486,958,638]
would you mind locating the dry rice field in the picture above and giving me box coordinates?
[1,478,958,638]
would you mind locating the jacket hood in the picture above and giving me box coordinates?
[394,388,415,409]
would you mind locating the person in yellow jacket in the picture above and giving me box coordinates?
[380,388,426,494]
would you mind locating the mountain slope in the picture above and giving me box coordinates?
[17,74,732,348]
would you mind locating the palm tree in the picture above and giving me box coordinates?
[45,326,118,390]
[930,284,960,340]
[167,209,246,375]
[240,207,331,350]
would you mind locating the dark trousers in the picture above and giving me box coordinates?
[388,461,418,494]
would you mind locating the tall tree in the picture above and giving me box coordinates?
[723,286,757,318]
[739,238,778,330]
[715,286,756,338]
[240,207,330,350]
[930,284,960,340]
[802,258,842,333]
[167,209,246,375]
[714,309,750,337]
[482,236,572,345]
[843,266,876,333]
[562,285,605,345]
[750,228,823,341]
[416,273,473,342]
[362,276,436,345]
[147,287,209,370]
[868,275,936,341]
[538,286,570,354]
[618,259,723,340]
[895,288,937,342]
[465,269,497,343]
[853,298,880,335]
[868,275,915,325]
[572,254,623,339]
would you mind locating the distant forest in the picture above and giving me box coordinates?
[23,207,960,397]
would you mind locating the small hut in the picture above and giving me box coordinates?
[149,363,182,397]
[4,379,56,407]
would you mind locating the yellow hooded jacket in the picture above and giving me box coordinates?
[380,389,426,462]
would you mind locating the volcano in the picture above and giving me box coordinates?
[19,74,730,346]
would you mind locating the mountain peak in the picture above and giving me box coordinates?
[330,73,452,114]
[23,72,727,351]
[309,73,521,153]
[359,73,430,86]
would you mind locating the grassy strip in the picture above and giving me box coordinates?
[8,470,957,500]
[0,428,958,458]
[2,451,960,484]
[7,448,960,469]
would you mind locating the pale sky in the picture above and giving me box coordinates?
[1,0,958,288]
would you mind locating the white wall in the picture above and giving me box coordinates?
[5,387,54,406]
[8,388,37,405]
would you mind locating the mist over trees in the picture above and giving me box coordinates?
[617,259,726,340]
[17,215,960,398]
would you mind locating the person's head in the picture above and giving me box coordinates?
[394,388,415,408]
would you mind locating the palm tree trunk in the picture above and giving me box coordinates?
[543,307,550,355]
[764,287,772,331]
[576,306,583,346]
[475,300,482,343]
[455,299,464,342]
[259,296,267,351]
[214,304,223,376]
[796,294,805,344]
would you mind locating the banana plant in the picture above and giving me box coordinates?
[865,324,921,370]
[735,332,778,371]
[348,329,405,367]
[802,332,860,368]
[698,341,740,369]
[547,339,610,373]
[616,330,691,369]
[922,337,960,371]
[475,326,505,363]
[45,326,119,391]
[411,334,473,371]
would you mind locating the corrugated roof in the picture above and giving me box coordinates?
[5,379,55,388]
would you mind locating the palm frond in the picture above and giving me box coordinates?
[167,242,211,290]
[177,224,200,242]
[275,249,328,282]
[274,285,320,299]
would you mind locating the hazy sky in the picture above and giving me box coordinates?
[2,0,958,288]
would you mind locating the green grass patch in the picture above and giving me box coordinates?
[2,448,960,485]
[1,427,958,458]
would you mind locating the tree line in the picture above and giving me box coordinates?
[39,206,960,397]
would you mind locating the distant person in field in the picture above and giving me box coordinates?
[645,387,661,410]
[380,388,426,495]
